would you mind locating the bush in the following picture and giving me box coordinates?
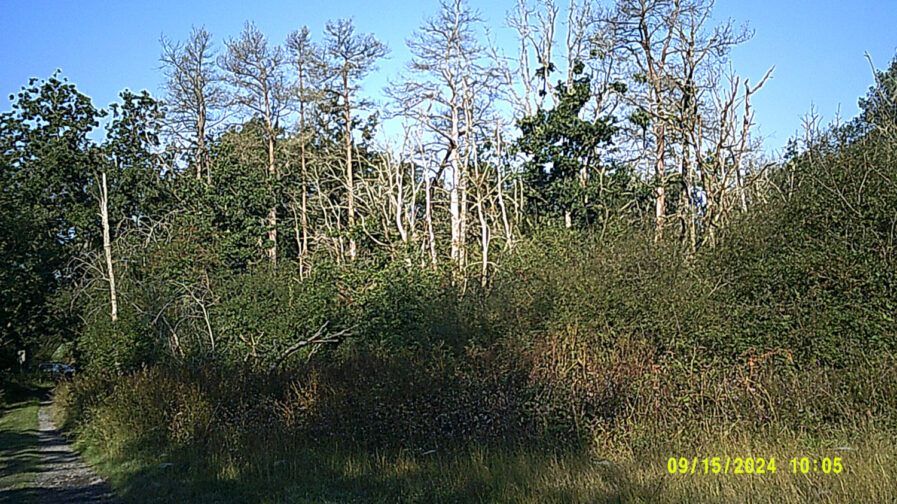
[705,130,897,364]
[76,309,159,373]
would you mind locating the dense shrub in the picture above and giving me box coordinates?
[57,337,897,478]
[76,309,159,373]
[706,131,897,364]
[55,109,897,502]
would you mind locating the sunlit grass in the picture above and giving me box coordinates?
[68,427,897,504]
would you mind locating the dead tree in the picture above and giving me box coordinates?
[219,22,291,265]
[321,19,388,261]
[286,26,322,276]
[99,170,118,322]
[160,26,225,183]
[390,0,499,275]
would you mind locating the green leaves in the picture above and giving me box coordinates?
[0,73,103,365]
[514,69,638,229]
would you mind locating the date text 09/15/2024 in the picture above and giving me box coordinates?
[666,457,844,475]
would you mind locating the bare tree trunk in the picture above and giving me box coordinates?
[449,99,462,270]
[653,123,666,242]
[495,149,513,247]
[678,142,697,254]
[394,154,407,243]
[267,133,278,266]
[197,111,206,181]
[300,145,309,276]
[298,95,309,277]
[425,176,438,270]
[344,74,357,261]
[459,154,468,271]
[100,171,118,323]
[476,193,489,287]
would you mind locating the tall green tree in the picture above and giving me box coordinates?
[514,64,621,229]
[0,73,102,365]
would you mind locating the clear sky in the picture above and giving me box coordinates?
[2,0,895,155]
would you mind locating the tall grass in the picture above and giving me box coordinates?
[56,340,897,504]
[54,334,897,503]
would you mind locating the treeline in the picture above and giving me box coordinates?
[0,0,894,372]
[51,98,897,501]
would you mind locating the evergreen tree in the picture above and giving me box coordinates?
[514,63,619,228]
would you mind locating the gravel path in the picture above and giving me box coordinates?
[29,400,119,503]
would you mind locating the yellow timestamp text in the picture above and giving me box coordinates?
[666,457,844,475]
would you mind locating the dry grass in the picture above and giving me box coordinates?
[58,428,897,503]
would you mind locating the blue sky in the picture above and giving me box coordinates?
[2,0,895,154]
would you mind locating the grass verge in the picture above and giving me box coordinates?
[71,431,897,504]
[55,352,897,503]
[0,379,45,503]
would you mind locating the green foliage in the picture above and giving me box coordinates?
[102,89,172,225]
[212,267,347,364]
[858,54,897,129]
[337,256,451,349]
[515,68,623,228]
[77,308,159,373]
[706,128,897,364]
[176,121,275,270]
[0,73,102,366]
[5,33,897,504]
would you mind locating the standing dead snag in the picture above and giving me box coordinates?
[321,19,388,262]
[603,0,758,245]
[219,22,290,266]
[160,26,225,183]
[99,170,117,323]
[390,0,500,276]
[601,0,681,241]
[286,26,321,277]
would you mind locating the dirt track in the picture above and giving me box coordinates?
[0,399,119,504]
[33,400,119,503]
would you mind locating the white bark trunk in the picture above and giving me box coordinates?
[425,176,438,270]
[100,172,118,323]
[449,103,462,269]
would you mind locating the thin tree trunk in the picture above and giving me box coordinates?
[395,155,407,243]
[267,133,277,266]
[493,127,513,248]
[477,195,489,287]
[449,103,462,269]
[197,111,206,181]
[100,171,118,323]
[459,160,468,270]
[426,176,438,270]
[653,123,666,242]
[344,73,357,260]
[299,90,309,277]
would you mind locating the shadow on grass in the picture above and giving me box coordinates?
[0,485,116,504]
[1,384,120,503]
[90,442,667,504]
